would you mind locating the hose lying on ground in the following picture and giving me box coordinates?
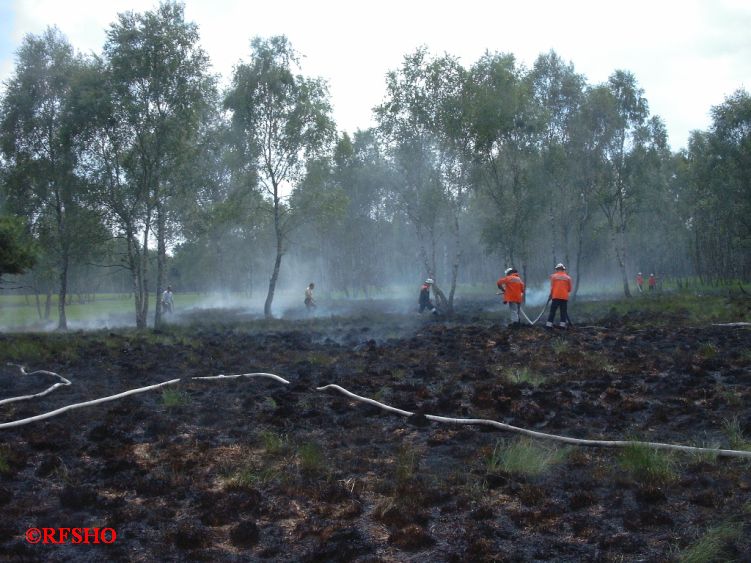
[3,366,751,459]
[0,364,71,406]
[317,383,751,459]
[0,371,289,430]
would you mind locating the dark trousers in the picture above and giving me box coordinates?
[548,299,568,324]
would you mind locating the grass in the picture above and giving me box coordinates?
[722,417,751,451]
[679,521,743,563]
[550,337,569,355]
[225,465,278,490]
[504,367,545,387]
[161,388,191,409]
[395,445,419,485]
[297,442,325,476]
[260,431,287,456]
[617,442,677,485]
[697,342,718,359]
[0,451,10,475]
[487,438,567,478]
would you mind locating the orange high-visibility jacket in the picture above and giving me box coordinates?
[497,273,525,303]
[550,271,572,300]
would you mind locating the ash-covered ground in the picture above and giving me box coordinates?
[1,299,750,561]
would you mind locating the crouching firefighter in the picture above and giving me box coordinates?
[546,263,572,328]
[497,267,525,326]
[419,278,437,314]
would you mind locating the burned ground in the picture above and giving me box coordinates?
[1,300,750,561]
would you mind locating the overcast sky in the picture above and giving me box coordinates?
[1,0,749,151]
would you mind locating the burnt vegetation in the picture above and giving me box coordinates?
[1,296,750,561]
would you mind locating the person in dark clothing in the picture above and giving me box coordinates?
[418,278,437,314]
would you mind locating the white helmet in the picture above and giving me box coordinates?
[555,263,566,270]
[424,278,434,285]
[504,267,513,275]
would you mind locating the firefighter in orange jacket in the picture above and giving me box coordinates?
[546,263,572,328]
[497,267,525,326]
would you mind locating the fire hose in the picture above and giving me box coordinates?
[2,365,751,459]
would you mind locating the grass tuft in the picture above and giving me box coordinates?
[260,431,287,456]
[487,438,567,478]
[722,417,751,451]
[297,442,325,476]
[161,388,190,409]
[618,442,677,485]
[504,367,545,387]
[679,521,743,563]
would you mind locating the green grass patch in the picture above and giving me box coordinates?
[550,337,569,355]
[161,388,190,409]
[297,442,325,476]
[504,367,545,387]
[260,431,287,456]
[617,442,677,485]
[487,438,567,478]
[679,521,743,563]
[722,417,751,451]
[395,445,419,485]
[697,342,718,359]
[0,451,10,475]
[224,465,278,490]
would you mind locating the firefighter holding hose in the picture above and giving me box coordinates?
[546,263,572,329]
[497,267,525,326]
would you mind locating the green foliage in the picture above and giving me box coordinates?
[679,521,743,563]
[161,388,190,409]
[697,342,718,359]
[395,445,419,485]
[722,417,751,451]
[297,442,325,475]
[504,366,545,386]
[487,438,567,478]
[225,465,278,490]
[617,443,677,485]
[0,216,36,278]
[260,431,287,456]
[0,451,10,475]
[550,337,569,355]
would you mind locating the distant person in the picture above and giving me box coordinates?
[635,272,644,293]
[162,285,174,314]
[419,278,437,314]
[497,267,525,326]
[546,264,572,329]
[304,283,316,310]
[648,273,657,291]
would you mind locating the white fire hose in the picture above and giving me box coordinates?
[2,365,750,459]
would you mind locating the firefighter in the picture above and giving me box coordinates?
[304,283,316,310]
[419,278,437,314]
[648,273,657,291]
[546,263,572,329]
[497,267,525,326]
[635,272,644,293]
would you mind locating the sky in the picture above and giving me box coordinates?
[0,0,749,151]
